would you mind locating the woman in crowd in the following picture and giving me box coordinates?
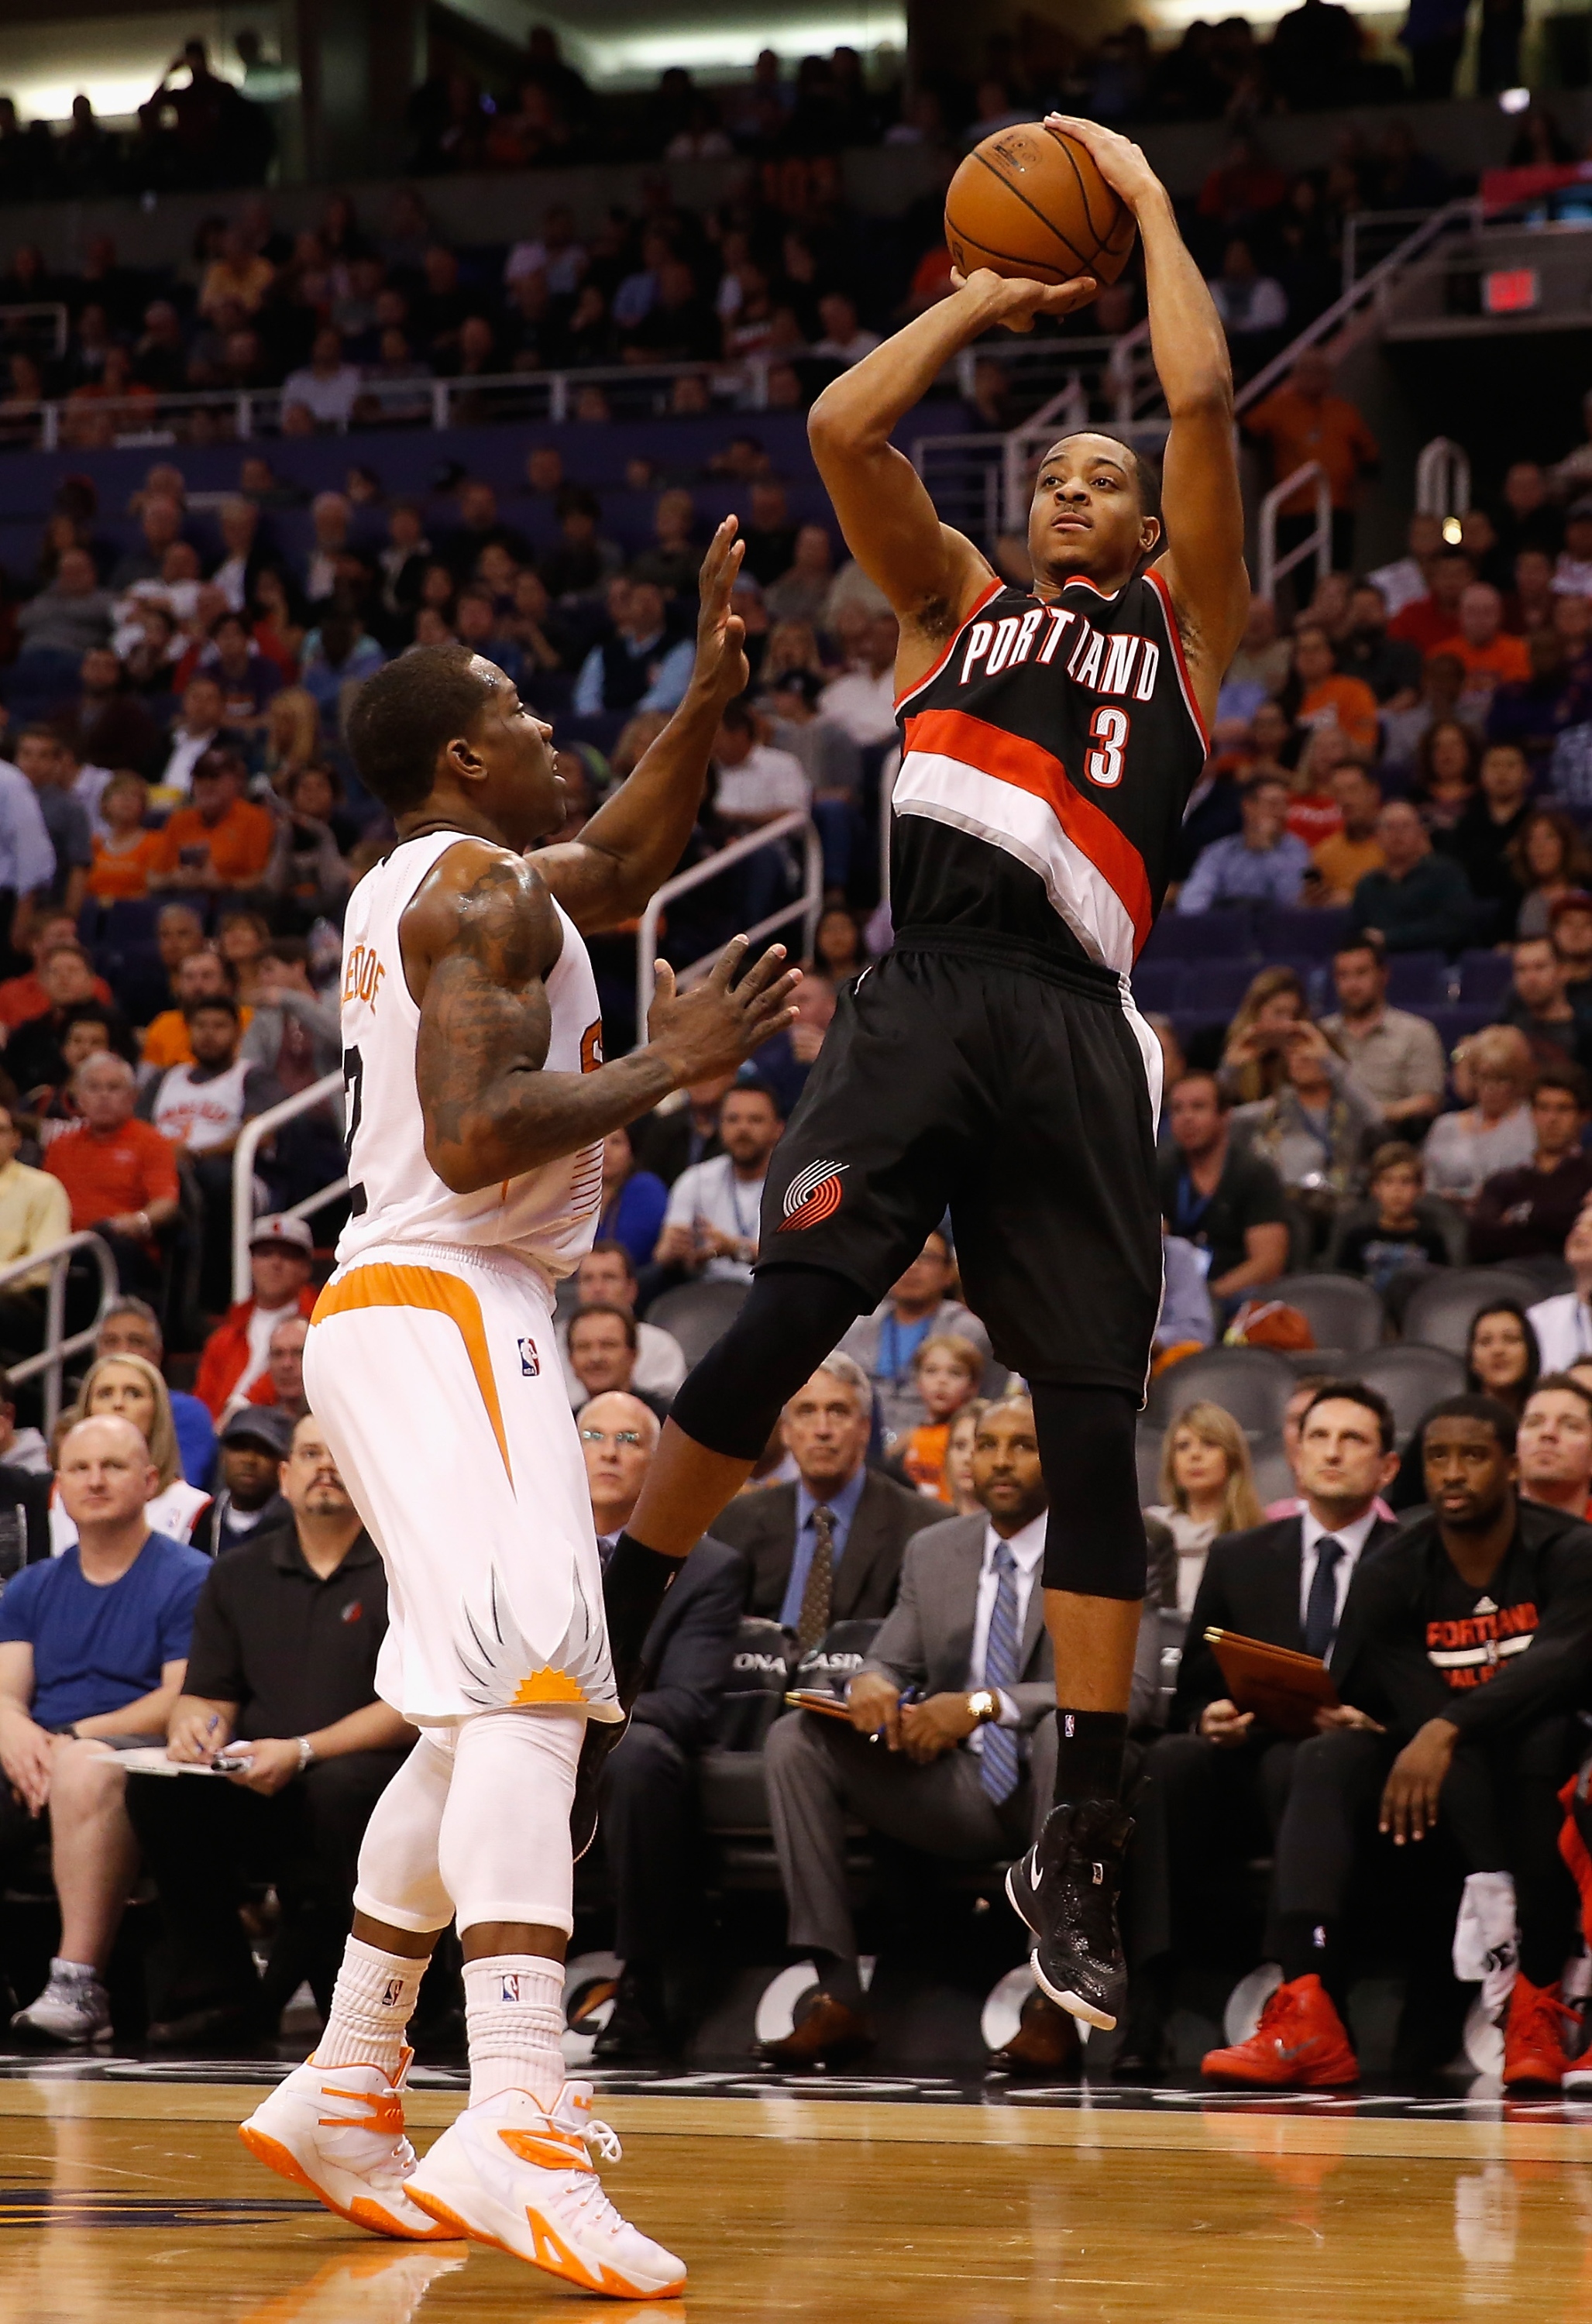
[1509,807,1592,938]
[1466,1299,1542,1415]
[261,687,321,792]
[249,569,304,679]
[595,1126,668,1270]
[88,773,162,902]
[1283,622,1378,756]
[217,909,272,1009]
[1415,717,1480,838]
[1422,1025,1537,1205]
[265,766,355,926]
[1219,966,1308,1105]
[898,1332,984,1502]
[53,1353,212,1550]
[1144,1400,1264,1615]
[943,1397,991,1518]
[1232,1017,1384,1240]
[810,902,865,985]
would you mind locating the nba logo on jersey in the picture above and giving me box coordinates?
[518,1338,539,1376]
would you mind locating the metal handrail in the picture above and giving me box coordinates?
[1340,208,1447,300]
[232,1070,346,1305]
[1257,460,1331,606]
[0,1231,118,1432]
[633,815,824,1051]
[1416,435,1472,517]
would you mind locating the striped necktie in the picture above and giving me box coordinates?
[796,1504,837,1657]
[979,1539,1022,1804]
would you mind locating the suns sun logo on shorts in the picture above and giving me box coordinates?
[778,1159,848,1232]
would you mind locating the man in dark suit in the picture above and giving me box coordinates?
[580,1391,746,2061]
[1119,1380,1401,2075]
[758,1395,1081,2075]
[711,1353,940,1635]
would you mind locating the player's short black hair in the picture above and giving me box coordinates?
[346,644,497,815]
[1422,1393,1518,1456]
[1301,1377,1397,1455]
[1042,432,1163,524]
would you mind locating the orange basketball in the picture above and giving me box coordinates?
[944,122,1136,295]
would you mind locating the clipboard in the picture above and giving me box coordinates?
[784,1689,854,1721]
[1203,1627,1339,1739]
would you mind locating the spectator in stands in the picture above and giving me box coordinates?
[1311,765,1384,906]
[60,1353,213,1549]
[129,1412,412,2044]
[579,1390,744,2059]
[631,1071,730,1188]
[1556,500,1592,598]
[1448,742,1534,933]
[10,727,89,919]
[141,948,244,1078]
[1231,1017,1383,1223]
[1552,891,1592,1017]
[280,328,363,431]
[1332,1141,1452,1295]
[1157,1071,1291,1305]
[752,971,837,1119]
[0,1095,67,1339]
[1143,1401,1265,1617]
[156,674,230,799]
[191,1406,292,1556]
[1233,1397,1592,2093]
[194,1215,317,1418]
[590,1129,666,1273]
[1352,798,1474,955]
[45,1053,178,1297]
[88,774,163,903]
[1178,775,1310,914]
[243,1316,310,1425]
[5,947,132,1098]
[1321,935,1446,1129]
[1243,347,1378,577]
[558,1241,685,1409]
[893,1332,983,1502]
[1439,582,1532,700]
[1391,545,1479,658]
[1123,1384,1401,2078]
[151,747,274,899]
[1466,1301,1542,1419]
[1528,1208,1592,1372]
[565,1304,665,1419]
[1425,1026,1538,1207]
[0,1415,205,2048]
[655,1080,783,1283]
[1219,968,1308,1108]
[1511,814,1592,942]
[1497,936,1592,1071]
[146,995,280,1311]
[1338,579,1422,706]
[97,1297,215,1487]
[15,549,115,671]
[1517,1375,1592,1518]
[840,1229,992,1445]
[713,1352,940,1627]
[1288,623,1378,756]
[758,1394,1075,2072]
[818,612,899,748]
[571,579,694,717]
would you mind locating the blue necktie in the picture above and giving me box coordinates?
[979,1541,1022,1804]
[1304,1535,1344,1661]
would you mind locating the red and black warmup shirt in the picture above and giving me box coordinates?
[891,569,1209,975]
[1336,1501,1592,1742]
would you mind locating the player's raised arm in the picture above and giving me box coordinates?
[408,850,797,1192]
[532,518,751,933]
[1045,116,1249,720]
[807,266,1096,674]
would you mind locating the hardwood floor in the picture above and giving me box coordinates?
[0,2079,1583,2322]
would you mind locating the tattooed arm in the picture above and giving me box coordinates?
[401,842,797,1195]
[531,517,753,934]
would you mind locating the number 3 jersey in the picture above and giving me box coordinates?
[333,830,604,1284]
[891,566,1208,976]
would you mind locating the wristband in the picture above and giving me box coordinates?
[295,1735,315,1772]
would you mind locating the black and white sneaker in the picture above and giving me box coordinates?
[1006,1800,1133,2031]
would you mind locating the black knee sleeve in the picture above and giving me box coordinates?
[665,1265,867,1461]
[1032,1382,1146,1600]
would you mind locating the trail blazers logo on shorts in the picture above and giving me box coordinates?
[779,1160,848,1232]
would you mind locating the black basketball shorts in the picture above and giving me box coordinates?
[757,933,1164,1397]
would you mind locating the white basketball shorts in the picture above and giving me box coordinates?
[303,1239,619,1727]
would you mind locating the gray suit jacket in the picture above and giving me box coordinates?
[862,1512,1054,1730]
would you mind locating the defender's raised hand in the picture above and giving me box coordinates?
[648,934,799,1087]
[693,516,751,704]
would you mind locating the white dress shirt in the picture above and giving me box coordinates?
[1527,1288,1592,1373]
[662,1154,766,1281]
[967,1511,1047,1743]
[1298,1503,1381,1653]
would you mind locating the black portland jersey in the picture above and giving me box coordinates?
[891,567,1208,974]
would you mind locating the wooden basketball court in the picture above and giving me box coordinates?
[0,2068,1585,2322]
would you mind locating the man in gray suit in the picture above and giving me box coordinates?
[759,1394,1078,2074]
[711,1353,940,1636]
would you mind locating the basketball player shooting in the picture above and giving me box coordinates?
[235,520,797,2297]
[604,118,1249,2033]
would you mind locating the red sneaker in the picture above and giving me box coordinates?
[1202,1975,1359,2089]
[1502,1974,1570,2090]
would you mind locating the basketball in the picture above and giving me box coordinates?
[944,122,1136,294]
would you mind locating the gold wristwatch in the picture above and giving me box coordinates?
[967,1689,999,1724]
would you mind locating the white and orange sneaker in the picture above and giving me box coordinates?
[239,2053,459,2240]
[406,2080,686,2298]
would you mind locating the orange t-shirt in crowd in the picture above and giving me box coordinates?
[153,799,275,888]
[88,833,167,902]
[46,1118,180,1232]
[1432,631,1532,686]
[0,966,115,1031]
[902,1421,953,1503]
[1243,387,1379,512]
[1299,673,1380,754]
[141,1003,254,1071]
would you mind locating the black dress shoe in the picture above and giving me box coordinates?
[1006,1799,1133,2032]
[758,1991,875,2069]
[593,1972,676,2065]
[1110,2013,1167,2080]
[144,2001,263,2053]
[988,1989,1084,2078]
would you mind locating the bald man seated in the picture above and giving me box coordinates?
[580,1391,745,2062]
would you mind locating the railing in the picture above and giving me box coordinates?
[1257,460,1331,607]
[0,303,70,361]
[1340,208,1447,299]
[633,814,823,1052]
[1416,435,1472,519]
[0,1232,117,1432]
[232,1071,346,1305]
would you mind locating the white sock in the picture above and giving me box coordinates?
[313,1937,428,2076]
[462,1954,566,2111]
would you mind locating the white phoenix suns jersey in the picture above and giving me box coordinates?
[335,830,605,1284]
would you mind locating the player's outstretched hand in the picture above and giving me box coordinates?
[950,265,1098,335]
[648,933,799,1087]
[693,516,751,703]
[1042,115,1164,215]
